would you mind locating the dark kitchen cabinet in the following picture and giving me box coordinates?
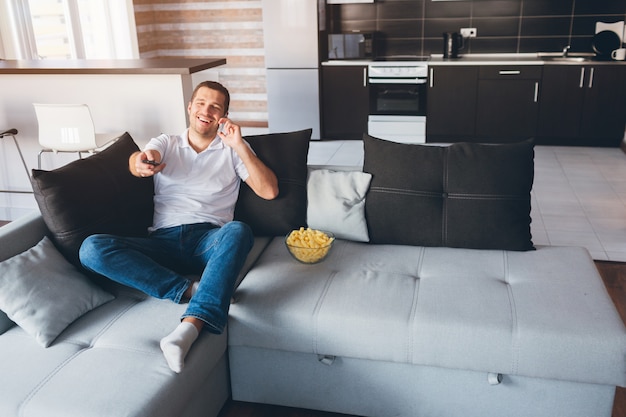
[426,65,478,142]
[537,64,626,147]
[474,65,542,142]
[321,64,369,140]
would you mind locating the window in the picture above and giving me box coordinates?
[1,0,138,60]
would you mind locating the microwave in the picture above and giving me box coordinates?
[328,33,376,60]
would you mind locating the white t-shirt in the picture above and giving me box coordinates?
[144,130,250,230]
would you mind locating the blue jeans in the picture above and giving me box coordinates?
[79,221,254,334]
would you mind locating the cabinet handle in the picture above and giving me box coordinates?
[588,67,594,89]
[369,78,426,84]
[499,70,521,75]
[363,67,367,87]
[579,67,585,88]
[534,81,539,102]
[429,67,434,88]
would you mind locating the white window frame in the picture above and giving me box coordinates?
[0,0,139,60]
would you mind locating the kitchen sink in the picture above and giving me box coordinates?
[542,56,589,62]
[537,52,594,62]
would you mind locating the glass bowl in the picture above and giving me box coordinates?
[285,229,335,264]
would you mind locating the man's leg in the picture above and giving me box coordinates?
[160,221,253,372]
[79,228,192,303]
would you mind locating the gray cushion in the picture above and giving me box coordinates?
[0,236,114,347]
[235,129,311,236]
[307,169,372,242]
[362,135,535,251]
[30,133,154,267]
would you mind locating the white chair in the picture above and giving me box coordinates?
[33,103,124,169]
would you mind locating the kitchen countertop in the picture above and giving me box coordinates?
[322,53,626,66]
[0,58,227,74]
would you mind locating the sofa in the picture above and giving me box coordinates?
[1,131,625,417]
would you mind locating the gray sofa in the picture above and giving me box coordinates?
[1,132,625,417]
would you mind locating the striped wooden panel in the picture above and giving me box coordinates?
[133,0,268,126]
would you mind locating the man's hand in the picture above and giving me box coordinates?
[129,150,165,178]
[217,117,246,152]
[216,118,279,200]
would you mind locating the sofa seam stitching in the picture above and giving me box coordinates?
[503,251,520,375]
[442,148,449,246]
[407,247,425,364]
[17,298,140,416]
[312,271,336,356]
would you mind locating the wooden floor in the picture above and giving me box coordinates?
[0,221,623,416]
[218,261,626,417]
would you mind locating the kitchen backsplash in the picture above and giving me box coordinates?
[327,0,626,56]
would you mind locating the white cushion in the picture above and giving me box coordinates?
[0,236,114,347]
[306,169,372,242]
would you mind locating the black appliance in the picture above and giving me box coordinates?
[328,33,376,60]
[443,32,464,59]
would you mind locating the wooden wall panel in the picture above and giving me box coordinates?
[133,0,267,127]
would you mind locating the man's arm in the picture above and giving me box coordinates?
[237,144,279,200]
[219,119,278,200]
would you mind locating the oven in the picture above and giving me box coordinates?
[368,61,428,143]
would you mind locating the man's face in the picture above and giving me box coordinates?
[187,86,227,137]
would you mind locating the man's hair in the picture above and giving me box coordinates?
[190,81,231,114]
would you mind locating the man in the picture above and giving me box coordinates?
[79,81,278,373]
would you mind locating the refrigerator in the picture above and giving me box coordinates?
[262,0,321,139]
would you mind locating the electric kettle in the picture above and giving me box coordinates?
[443,32,464,59]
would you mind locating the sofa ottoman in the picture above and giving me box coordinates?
[228,238,626,417]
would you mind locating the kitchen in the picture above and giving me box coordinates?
[263,0,626,146]
[1,0,626,262]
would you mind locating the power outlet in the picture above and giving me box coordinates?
[460,28,477,38]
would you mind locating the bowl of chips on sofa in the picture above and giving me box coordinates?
[285,227,335,264]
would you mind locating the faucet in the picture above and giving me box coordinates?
[562,45,570,57]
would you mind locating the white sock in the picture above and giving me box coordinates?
[160,321,199,373]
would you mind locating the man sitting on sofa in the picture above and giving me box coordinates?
[79,81,278,373]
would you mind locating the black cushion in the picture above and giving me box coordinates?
[235,129,311,236]
[30,133,154,266]
[363,134,535,251]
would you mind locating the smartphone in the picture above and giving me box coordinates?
[141,159,161,166]
[218,123,225,134]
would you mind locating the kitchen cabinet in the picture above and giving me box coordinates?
[426,65,478,142]
[474,65,542,142]
[537,64,626,146]
[321,64,369,140]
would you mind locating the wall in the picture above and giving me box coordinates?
[328,0,626,57]
[0,72,196,220]
[132,0,267,129]
[131,0,626,129]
